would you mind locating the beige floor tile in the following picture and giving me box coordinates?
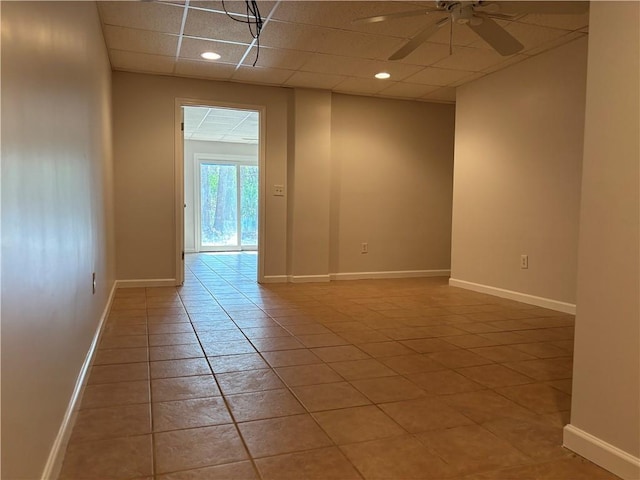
[148,323,194,335]
[329,358,397,380]
[59,434,152,479]
[442,390,534,423]
[81,380,150,409]
[406,369,485,395]
[503,357,573,381]
[216,368,285,394]
[241,326,291,338]
[102,323,148,337]
[292,381,371,411]
[275,363,344,386]
[207,353,269,373]
[415,424,532,475]
[511,341,572,359]
[400,338,461,353]
[495,383,572,413]
[356,341,415,358]
[226,388,305,421]
[152,397,232,431]
[152,375,220,402]
[93,347,149,365]
[379,396,474,433]
[338,329,391,344]
[156,461,258,479]
[469,345,536,363]
[70,404,151,443]
[148,332,199,346]
[150,344,204,361]
[88,362,149,385]
[457,364,535,388]
[202,340,257,356]
[547,378,573,394]
[255,446,362,480]
[340,435,449,479]
[313,405,405,444]
[427,349,494,368]
[379,354,446,374]
[238,414,333,458]
[99,334,148,349]
[250,336,304,351]
[311,345,370,362]
[261,348,322,367]
[284,323,332,335]
[150,358,211,379]
[296,333,350,348]
[154,424,248,474]
[350,375,427,403]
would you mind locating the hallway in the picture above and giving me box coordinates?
[59,253,616,479]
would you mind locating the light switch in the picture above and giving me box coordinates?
[273,185,285,196]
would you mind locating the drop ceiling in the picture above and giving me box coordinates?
[98,1,589,103]
[184,106,259,143]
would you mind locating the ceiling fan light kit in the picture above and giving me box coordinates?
[353,1,589,61]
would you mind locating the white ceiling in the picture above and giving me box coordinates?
[184,106,259,143]
[98,1,589,103]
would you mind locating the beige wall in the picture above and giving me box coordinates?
[1,2,115,478]
[112,72,291,280]
[566,2,640,476]
[330,94,455,275]
[184,140,258,252]
[114,73,456,282]
[451,38,588,305]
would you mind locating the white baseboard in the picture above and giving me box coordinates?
[40,282,117,480]
[116,278,177,288]
[288,274,331,284]
[448,278,576,314]
[564,424,640,480]
[260,275,288,284]
[331,269,450,281]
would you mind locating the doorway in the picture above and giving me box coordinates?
[181,104,261,271]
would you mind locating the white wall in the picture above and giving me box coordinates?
[450,38,588,309]
[564,3,640,479]
[1,3,115,478]
[330,94,455,276]
[113,73,456,283]
[184,139,258,252]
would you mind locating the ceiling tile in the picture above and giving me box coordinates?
[103,25,179,57]
[184,8,254,43]
[300,54,423,81]
[179,37,249,63]
[109,50,175,74]
[189,1,276,17]
[404,66,475,86]
[258,21,329,51]
[284,71,348,90]
[501,22,572,51]
[518,11,589,31]
[232,66,294,85]
[395,41,453,66]
[241,47,309,70]
[175,60,237,80]
[333,77,388,95]
[481,53,528,74]
[525,31,586,57]
[98,1,185,34]
[311,29,404,60]
[434,46,508,72]
[378,82,439,99]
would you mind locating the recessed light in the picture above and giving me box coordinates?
[375,72,391,79]
[201,51,221,60]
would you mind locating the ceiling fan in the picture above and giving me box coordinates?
[353,1,589,60]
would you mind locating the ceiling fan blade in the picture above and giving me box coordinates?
[352,9,439,25]
[491,1,589,15]
[389,17,449,60]
[468,16,524,56]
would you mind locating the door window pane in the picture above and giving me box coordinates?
[240,165,258,246]
[200,164,238,247]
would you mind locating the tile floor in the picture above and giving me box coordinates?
[59,253,618,479]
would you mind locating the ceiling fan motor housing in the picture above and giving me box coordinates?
[437,1,483,24]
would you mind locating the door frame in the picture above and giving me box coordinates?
[194,154,258,252]
[174,98,266,285]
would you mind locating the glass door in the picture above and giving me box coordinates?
[199,161,258,251]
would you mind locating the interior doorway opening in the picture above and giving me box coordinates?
[183,105,260,256]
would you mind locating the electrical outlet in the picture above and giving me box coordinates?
[273,185,284,196]
[361,242,368,254]
[92,272,96,294]
[520,255,528,269]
